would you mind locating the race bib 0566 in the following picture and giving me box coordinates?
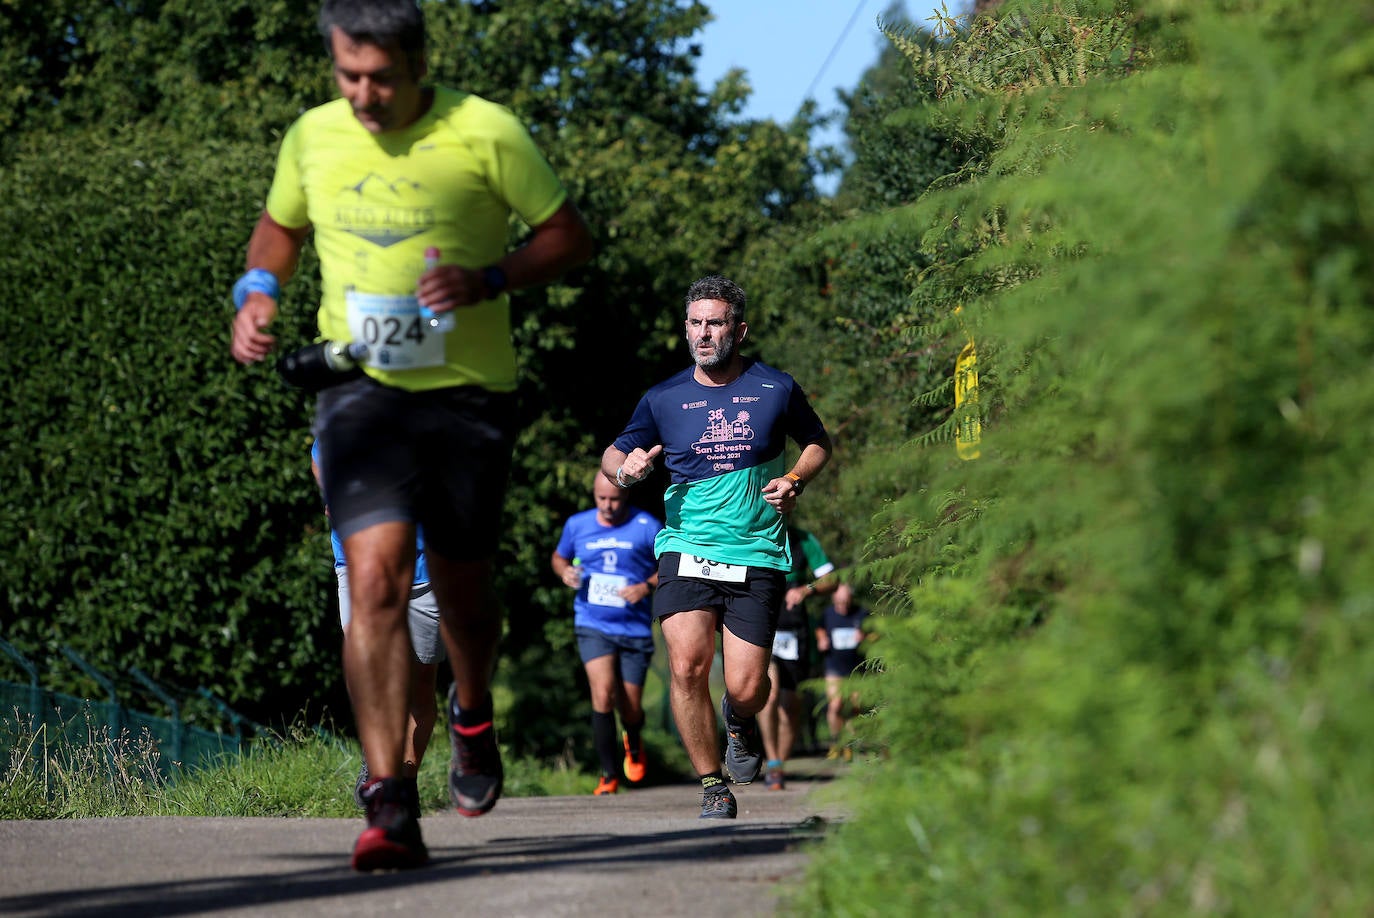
[587,573,628,608]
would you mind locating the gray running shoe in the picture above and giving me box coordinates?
[720,695,763,785]
[353,759,371,809]
[700,785,738,819]
[448,684,504,816]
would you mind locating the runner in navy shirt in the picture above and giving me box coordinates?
[601,274,833,819]
[551,475,662,794]
[816,583,873,759]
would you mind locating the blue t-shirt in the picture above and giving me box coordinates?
[612,359,827,571]
[556,508,662,637]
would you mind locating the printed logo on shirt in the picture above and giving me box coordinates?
[691,407,755,471]
[334,173,436,248]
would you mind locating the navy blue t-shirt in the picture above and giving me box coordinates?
[613,359,826,571]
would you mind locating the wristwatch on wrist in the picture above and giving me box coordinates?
[784,472,806,495]
[481,265,508,298]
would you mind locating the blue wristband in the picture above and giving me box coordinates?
[232,268,280,311]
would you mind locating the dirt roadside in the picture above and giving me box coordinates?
[0,757,849,917]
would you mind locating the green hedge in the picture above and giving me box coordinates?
[1,127,337,719]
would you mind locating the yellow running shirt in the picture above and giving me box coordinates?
[265,88,568,392]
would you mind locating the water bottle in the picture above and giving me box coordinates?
[571,557,584,589]
[276,340,369,392]
[419,246,455,333]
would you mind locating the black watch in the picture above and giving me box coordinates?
[481,265,508,297]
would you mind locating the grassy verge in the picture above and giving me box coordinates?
[0,710,618,820]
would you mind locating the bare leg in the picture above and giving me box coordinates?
[403,661,439,777]
[584,653,619,713]
[618,681,645,725]
[825,675,846,746]
[427,554,501,712]
[757,660,784,762]
[776,688,799,765]
[343,521,416,780]
[720,625,771,716]
[658,609,721,775]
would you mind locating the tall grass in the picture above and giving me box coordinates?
[1,708,594,820]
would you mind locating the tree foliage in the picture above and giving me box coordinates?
[0,1,828,751]
[787,0,1374,913]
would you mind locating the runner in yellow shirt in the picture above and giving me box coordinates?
[228,0,594,872]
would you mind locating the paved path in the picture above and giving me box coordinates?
[0,758,847,917]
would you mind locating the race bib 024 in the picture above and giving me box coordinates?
[345,289,447,370]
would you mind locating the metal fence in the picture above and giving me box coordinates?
[0,639,258,781]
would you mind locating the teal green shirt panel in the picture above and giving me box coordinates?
[789,530,835,584]
[653,455,791,571]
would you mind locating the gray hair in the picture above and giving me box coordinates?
[684,274,746,325]
[318,0,426,59]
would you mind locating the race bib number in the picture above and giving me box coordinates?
[587,573,628,608]
[345,290,446,370]
[831,627,861,651]
[676,554,747,583]
[772,630,800,661]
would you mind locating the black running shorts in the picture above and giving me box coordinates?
[653,552,787,648]
[313,376,518,561]
[770,652,808,692]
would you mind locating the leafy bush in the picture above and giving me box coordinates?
[791,0,1374,913]
[0,126,339,721]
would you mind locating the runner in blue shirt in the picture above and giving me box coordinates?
[602,274,833,819]
[551,474,662,795]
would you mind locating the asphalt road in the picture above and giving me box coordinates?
[0,758,848,917]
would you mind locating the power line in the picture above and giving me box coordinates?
[801,0,873,105]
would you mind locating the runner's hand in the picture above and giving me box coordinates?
[231,295,278,364]
[619,444,663,485]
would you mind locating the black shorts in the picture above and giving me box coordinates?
[313,376,518,560]
[652,552,786,648]
[770,635,810,692]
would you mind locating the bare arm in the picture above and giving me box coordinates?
[417,199,596,311]
[600,442,663,489]
[785,570,838,609]
[230,211,310,365]
[501,199,595,290]
[762,432,834,512]
[551,550,582,589]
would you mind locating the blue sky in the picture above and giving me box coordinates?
[693,1,951,189]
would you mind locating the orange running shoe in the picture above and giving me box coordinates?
[622,733,647,784]
[594,775,619,796]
